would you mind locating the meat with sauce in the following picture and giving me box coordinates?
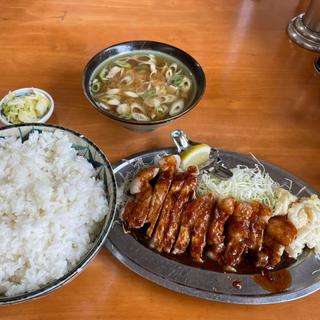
[256,216,297,268]
[223,202,253,271]
[173,196,210,255]
[247,201,272,252]
[207,197,236,261]
[146,155,180,238]
[121,157,299,274]
[122,167,159,229]
[190,193,215,262]
[150,171,188,252]
[160,166,199,253]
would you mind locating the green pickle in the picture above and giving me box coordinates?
[1,92,50,124]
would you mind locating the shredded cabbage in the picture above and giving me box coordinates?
[197,163,280,208]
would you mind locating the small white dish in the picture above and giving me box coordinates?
[0,88,54,126]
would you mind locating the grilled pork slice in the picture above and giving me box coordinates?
[190,193,215,262]
[160,166,199,253]
[121,167,159,229]
[223,201,253,271]
[207,197,236,261]
[173,196,209,255]
[150,171,188,251]
[256,216,297,268]
[247,201,272,251]
[146,155,180,238]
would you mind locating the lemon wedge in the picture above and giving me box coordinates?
[180,144,211,170]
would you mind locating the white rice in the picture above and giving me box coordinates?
[0,130,108,296]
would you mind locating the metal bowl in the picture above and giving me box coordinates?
[0,123,117,305]
[82,40,206,131]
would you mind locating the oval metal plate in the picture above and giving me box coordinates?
[105,148,320,304]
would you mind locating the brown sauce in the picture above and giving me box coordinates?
[131,227,296,275]
[253,269,292,293]
[232,280,242,289]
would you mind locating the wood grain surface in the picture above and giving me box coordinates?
[1,0,320,319]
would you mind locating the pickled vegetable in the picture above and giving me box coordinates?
[1,91,50,124]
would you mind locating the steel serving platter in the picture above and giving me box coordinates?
[105,147,320,304]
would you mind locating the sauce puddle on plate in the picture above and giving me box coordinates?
[131,227,295,278]
[253,269,292,293]
[232,280,242,289]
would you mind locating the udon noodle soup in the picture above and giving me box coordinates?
[90,51,196,122]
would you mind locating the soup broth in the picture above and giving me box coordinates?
[90,51,196,122]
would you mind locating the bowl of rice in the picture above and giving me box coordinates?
[0,123,117,305]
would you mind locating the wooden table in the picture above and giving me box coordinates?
[1,0,320,318]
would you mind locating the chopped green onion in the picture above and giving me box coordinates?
[169,74,184,87]
[1,92,50,124]
[91,79,101,93]
[142,88,156,99]
[134,64,146,71]
[115,60,131,68]
[99,68,108,81]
